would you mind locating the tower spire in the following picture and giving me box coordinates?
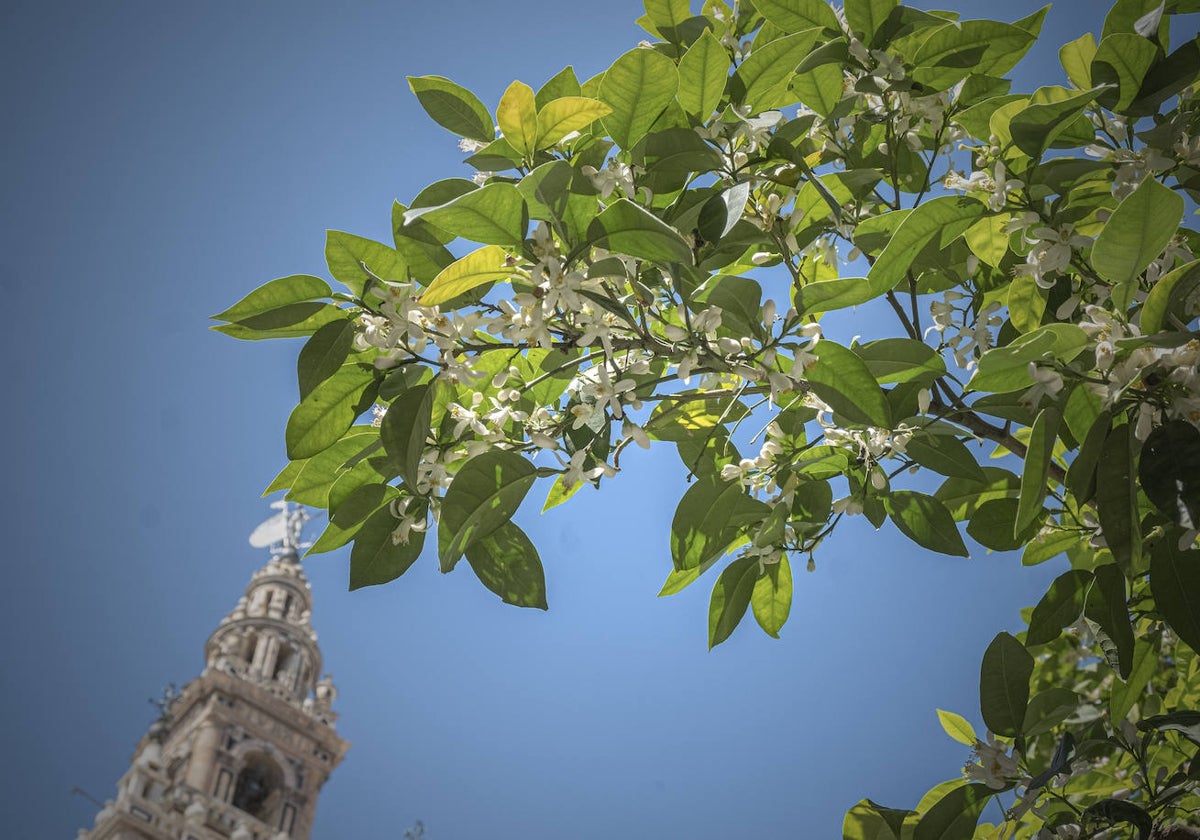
[78,504,349,840]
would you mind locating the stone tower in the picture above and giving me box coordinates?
[79,504,350,840]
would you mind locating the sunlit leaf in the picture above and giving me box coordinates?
[599,48,679,149]
[536,96,612,147]
[496,80,539,157]
[936,709,977,746]
[677,29,730,119]
[419,244,513,306]
[465,521,548,609]
[1091,176,1185,287]
[807,341,891,427]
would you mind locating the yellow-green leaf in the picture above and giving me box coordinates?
[936,709,977,746]
[419,245,512,306]
[677,29,730,119]
[497,80,539,157]
[535,97,611,147]
[751,557,792,638]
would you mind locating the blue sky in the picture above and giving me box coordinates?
[1,2,1179,838]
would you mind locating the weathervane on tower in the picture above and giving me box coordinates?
[248,500,312,556]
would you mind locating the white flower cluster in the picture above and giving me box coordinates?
[943,160,1024,212]
[963,732,1021,790]
[927,291,1003,370]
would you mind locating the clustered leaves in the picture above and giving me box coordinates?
[216,0,1200,836]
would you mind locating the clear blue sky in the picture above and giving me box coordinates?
[2,2,1183,838]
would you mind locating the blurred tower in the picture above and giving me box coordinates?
[79,504,350,840]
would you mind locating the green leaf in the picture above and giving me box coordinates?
[807,341,892,427]
[642,0,692,37]
[419,244,512,307]
[1130,36,1200,115]
[751,557,793,638]
[697,182,751,244]
[867,197,984,295]
[936,709,977,746]
[437,449,536,572]
[966,498,1043,552]
[1066,409,1112,504]
[708,556,759,648]
[287,427,378,506]
[843,798,913,840]
[1140,420,1200,527]
[911,20,1036,90]
[1137,711,1200,749]
[1092,177,1185,286]
[1141,258,1200,333]
[904,434,986,483]
[1151,539,1200,654]
[297,319,356,400]
[210,304,341,341]
[968,324,1089,393]
[1081,801,1154,840]
[392,200,457,282]
[1006,274,1047,334]
[1010,86,1104,158]
[379,384,434,490]
[264,459,306,496]
[753,0,838,33]
[671,478,770,570]
[913,783,992,840]
[496,80,539,157]
[535,66,582,110]
[1095,423,1141,574]
[1027,569,1094,646]
[1109,637,1158,721]
[979,631,1033,737]
[536,96,612,147]
[693,274,762,338]
[1016,407,1061,537]
[794,277,877,315]
[1085,563,1134,678]
[854,338,946,385]
[349,505,426,590]
[677,29,730,119]
[406,182,528,246]
[542,473,583,512]
[325,231,408,298]
[1022,527,1080,566]
[1022,687,1079,738]
[734,29,823,110]
[308,482,399,556]
[1092,33,1160,112]
[885,491,969,557]
[213,274,331,323]
[407,75,494,142]
[659,565,702,597]
[935,467,1020,521]
[1059,33,1097,89]
[599,48,679,150]
[285,364,376,460]
[465,521,548,609]
[844,0,897,42]
[790,63,844,117]
[588,199,693,264]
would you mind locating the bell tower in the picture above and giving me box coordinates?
[79,503,350,840]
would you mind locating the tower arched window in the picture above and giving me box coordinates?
[231,753,284,824]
